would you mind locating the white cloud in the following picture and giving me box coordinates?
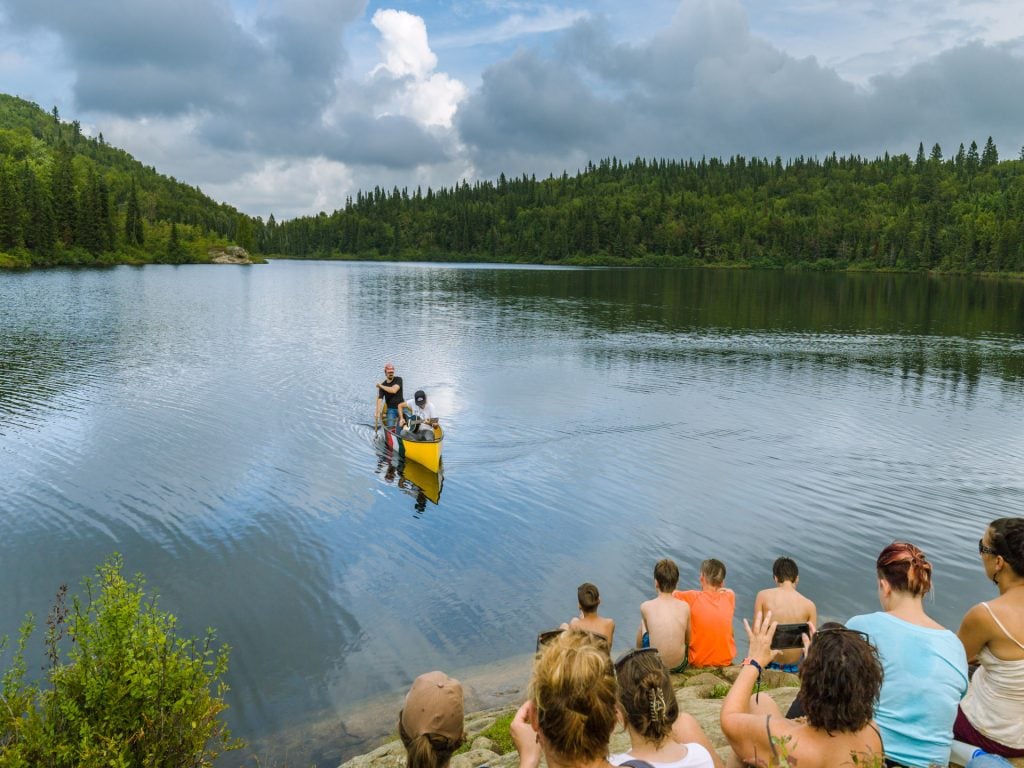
[372,9,436,79]
[367,8,467,128]
[432,6,591,48]
[202,157,356,220]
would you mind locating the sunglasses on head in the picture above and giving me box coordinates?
[535,628,611,654]
[813,627,870,643]
[979,538,999,556]
[613,647,660,672]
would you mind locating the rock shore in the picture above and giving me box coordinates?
[208,245,255,264]
[338,662,1024,768]
[338,665,799,768]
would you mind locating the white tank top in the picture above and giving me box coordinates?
[959,602,1024,749]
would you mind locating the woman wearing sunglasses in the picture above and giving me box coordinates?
[720,613,884,767]
[612,647,723,768]
[955,518,1024,758]
[847,541,968,768]
[510,629,619,768]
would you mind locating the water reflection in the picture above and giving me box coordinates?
[375,442,444,512]
[1,264,1023,768]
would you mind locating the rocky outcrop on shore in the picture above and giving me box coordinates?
[339,666,799,768]
[338,663,1024,768]
[207,245,255,264]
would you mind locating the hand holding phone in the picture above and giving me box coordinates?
[771,622,810,649]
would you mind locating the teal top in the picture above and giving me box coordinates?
[847,611,968,768]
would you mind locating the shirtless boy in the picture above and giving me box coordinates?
[562,582,616,647]
[636,559,691,672]
[752,556,817,671]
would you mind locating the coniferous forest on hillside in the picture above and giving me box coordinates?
[2,92,1024,274]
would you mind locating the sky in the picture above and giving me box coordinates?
[2,0,1024,220]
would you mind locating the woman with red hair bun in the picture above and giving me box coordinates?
[847,541,968,768]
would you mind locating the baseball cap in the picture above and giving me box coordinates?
[400,671,464,740]
[414,390,426,405]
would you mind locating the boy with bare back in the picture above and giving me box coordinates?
[562,582,616,647]
[636,558,691,672]
[753,556,817,672]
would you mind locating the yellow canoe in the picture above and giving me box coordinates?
[383,424,444,473]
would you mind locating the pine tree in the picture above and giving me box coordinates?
[19,161,55,253]
[235,214,254,251]
[0,161,23,249]
[981,136,998,167]
[966,140,980,172]
[51,142,77,246]
[167,222,188,263]
[124,178,144,246]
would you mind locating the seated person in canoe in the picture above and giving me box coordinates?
[398,389,439,441]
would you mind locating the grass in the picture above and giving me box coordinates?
[455,711,516,755]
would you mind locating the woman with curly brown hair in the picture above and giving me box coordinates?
[612,647,722,768]
[510,629,619,768]
[720,613,884,767]
[847,541,968,768]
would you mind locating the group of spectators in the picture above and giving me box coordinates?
[394,517,1023,768]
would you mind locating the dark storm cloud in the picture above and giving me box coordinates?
[457,48,616,156]
[325,112,451,168]
[456,0,1024,178]
[0,0,454,167]
[2,0,253,114]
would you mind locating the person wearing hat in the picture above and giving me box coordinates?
[376,363,404,428]
[398,389,438,441]
[399,671,465,768]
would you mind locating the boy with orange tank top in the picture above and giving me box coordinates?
[673,558,736,667]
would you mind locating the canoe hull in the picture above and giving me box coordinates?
[383,425,443,473]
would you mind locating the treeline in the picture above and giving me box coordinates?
[0,94,247,268]
[257,139,1024,274]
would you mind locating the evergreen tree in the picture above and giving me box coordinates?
[167,221,188,263]
[966,140,980,172]
[51,141,77,246]
[0,161,22,249]
[981,136,998,167]
[235,214,254,251]
[19,161,54,253]
[124,178,144,246]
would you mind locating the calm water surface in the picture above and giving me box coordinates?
[1,263,1023,766]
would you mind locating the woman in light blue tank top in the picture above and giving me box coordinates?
[847,541,968,768]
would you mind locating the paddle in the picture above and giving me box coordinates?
[374,388,382,433]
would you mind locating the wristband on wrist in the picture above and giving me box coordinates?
[743,659,763,702]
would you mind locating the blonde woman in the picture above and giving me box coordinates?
[511,629,619,768]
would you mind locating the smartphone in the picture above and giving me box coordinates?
[771,622,809,649]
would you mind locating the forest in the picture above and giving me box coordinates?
[256,140,1024,274]
[2,91,1024,274]
[0,94,248,268]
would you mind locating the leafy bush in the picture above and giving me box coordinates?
[0,554,241,767]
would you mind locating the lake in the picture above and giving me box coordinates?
[1,262,1022,766]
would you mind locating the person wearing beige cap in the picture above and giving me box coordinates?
[399,671,466,768]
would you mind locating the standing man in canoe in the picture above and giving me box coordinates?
[376,362,404,428]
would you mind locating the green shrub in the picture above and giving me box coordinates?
[0,554,241,767]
